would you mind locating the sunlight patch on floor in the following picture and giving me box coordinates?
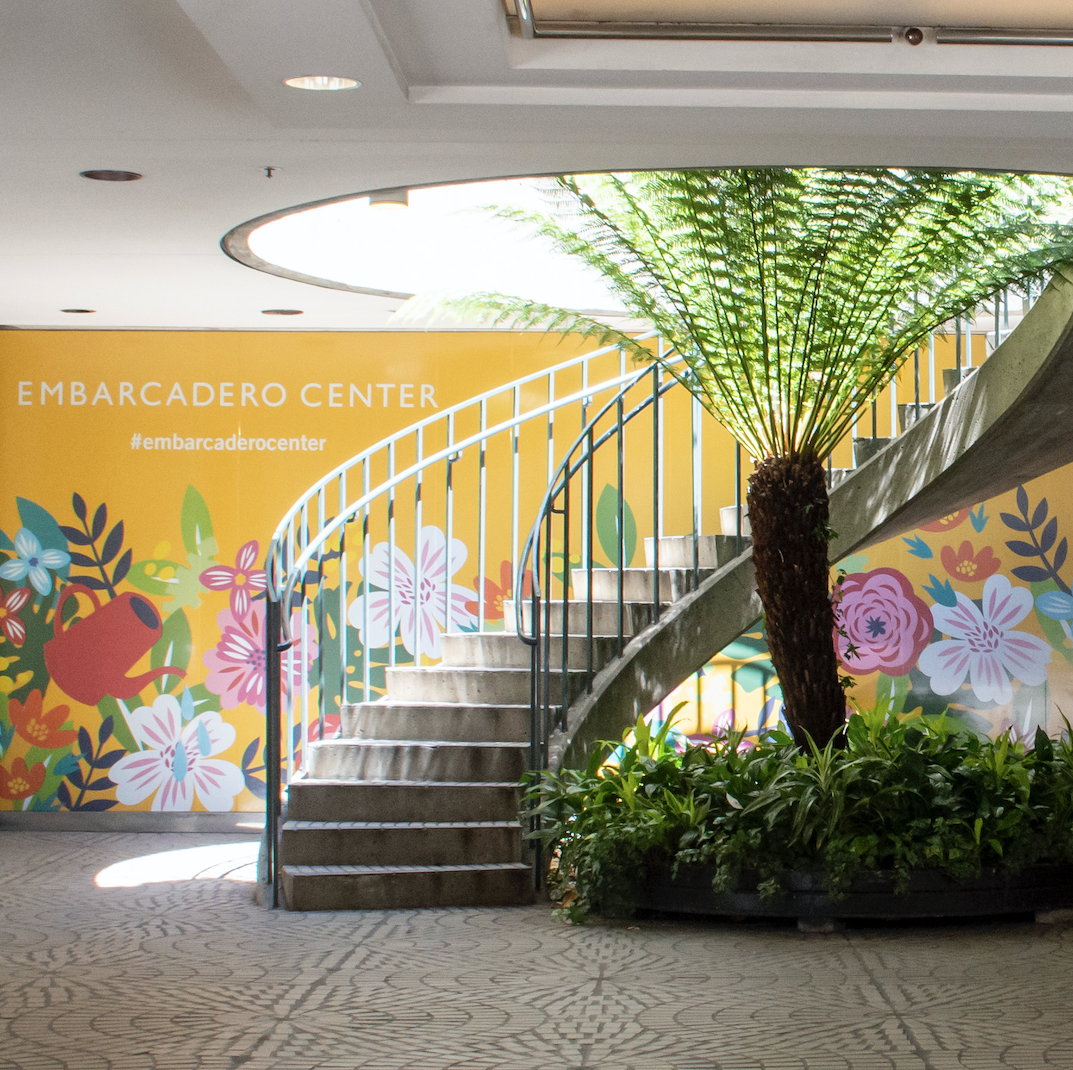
[95,841,259,887]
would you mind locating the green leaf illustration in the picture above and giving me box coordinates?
[595,483,636,569]
[126,559,183,597]
[150,608,192,694]
[97,694,137,754]
[180,485,214,556]
[164,537,218,614]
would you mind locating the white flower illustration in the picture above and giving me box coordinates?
[111,694,245,811]
[918,574,1051,705]
[347,525,476,659]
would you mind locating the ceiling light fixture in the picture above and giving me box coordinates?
[80,170,142,182]
[368,187,409,210]
[61,308,96,314]
[284,75,360,91]
[261,308,303,315]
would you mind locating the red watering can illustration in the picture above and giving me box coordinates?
[45,584,185,705]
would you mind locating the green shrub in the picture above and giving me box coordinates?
[526,703,1073,921]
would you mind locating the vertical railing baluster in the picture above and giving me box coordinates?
[445,413,455,635]
[914,346,921,420]
[414,427,424,663]
[691,394,702,589]
[264,594,281,908]
[511,386,521,604]
[657,338,665,540]
[735,442,742,556]
[928,331,936,404]
[956,314,963,376]
[560,467,570,727]
[362,459,370,701]
[616,392,625,656]
[477,400,487,633]
[338,472,347,723]
[651,363,660,620]
[586,427,595,693]
[316,487,326,740]
[387,442,396,669]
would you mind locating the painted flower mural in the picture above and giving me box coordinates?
[7,690,76,749]
[0,529,70,596]
[0,587,30,646]
[920,510,970,534]
[348,525,476,659]
[919,574,1052,704]
[202,603,317,711]
[0,757,46,801]
[110,694,245,812]
[941,540,1001,584]
[199,540,267,620]
[835,568,934,677]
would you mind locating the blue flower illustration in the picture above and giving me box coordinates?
[1036,590,1073,620]
[0,528,71,595]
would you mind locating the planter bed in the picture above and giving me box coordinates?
[636,862,1073,924]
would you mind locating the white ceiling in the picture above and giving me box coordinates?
[5,0,1073,331]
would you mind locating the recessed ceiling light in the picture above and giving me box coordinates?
[368,187,409,209]
[61,308,96,314]
[261,308,304,315]
[284,75,360,91]
[80,170,142,182]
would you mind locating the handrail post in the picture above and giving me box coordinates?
[264,594,282,908]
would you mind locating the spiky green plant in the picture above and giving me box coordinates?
[428,169,1073,747]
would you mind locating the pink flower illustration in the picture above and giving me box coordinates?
[0,587,30,646]
[200,539,267,619]
[834,567,933,677]
[347,525,476,659]
[919,573,1051,705]
[202,603,317,710]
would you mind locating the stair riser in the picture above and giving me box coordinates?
[306,741,527,782]
[385,668,588,705]
[642,534,750,569]
[341,704,529,742]
[288,781,524,822]
[280,825,522,866]
[439,633,621,671]
[573,568,713,603]
[503,599,657,637]
[281,867,535,910]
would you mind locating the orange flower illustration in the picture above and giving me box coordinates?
[921,509,970,534]
[0,757,46,801]
[466,561,532,622]
[941,540,1001,584]
[7,689,77,749]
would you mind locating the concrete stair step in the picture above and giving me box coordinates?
[305,738,529,782]
[280,819,523,866]
[643,533,750,569]
[385,665,587,705]
[439,632,622,671]
[502,598,662,637]
[341,701,529,742]
[287,778,525,823]
[572,566,715,602]
[281,861,534,911]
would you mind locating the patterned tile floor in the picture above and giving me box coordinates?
[2,831,1073,1069]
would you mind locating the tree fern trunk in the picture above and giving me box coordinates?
[748,453,845,748]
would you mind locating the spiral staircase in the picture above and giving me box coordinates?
[264,269,1073,910]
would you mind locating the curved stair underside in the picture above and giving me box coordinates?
[552,264,1073,769]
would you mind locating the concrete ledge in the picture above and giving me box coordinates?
[0,812,264,833]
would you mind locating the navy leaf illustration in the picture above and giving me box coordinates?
[72,492,87,522]
[1007,540,1039,557]
[112,548,132,586]
[1000,512,1030,532]
[101,521,124,565]
[242,738,260,769]
[91,502,107,540]
[98,716,114,746]
[1056,538,1069,574]
[86,777,115,792]
[243,774,267,800]
[78,726,93,760]
[1041,517,1058,553]
[1017,485,1029,515]
[65,766,85,790]
[59,525,94,546]
[1032,498,1049,530]
[94,750,125,770]
[56,782,74,809]
[79,799,118,812]
[1013,565,1052,583]
[68,551,98,568]
[76,576,110,591]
